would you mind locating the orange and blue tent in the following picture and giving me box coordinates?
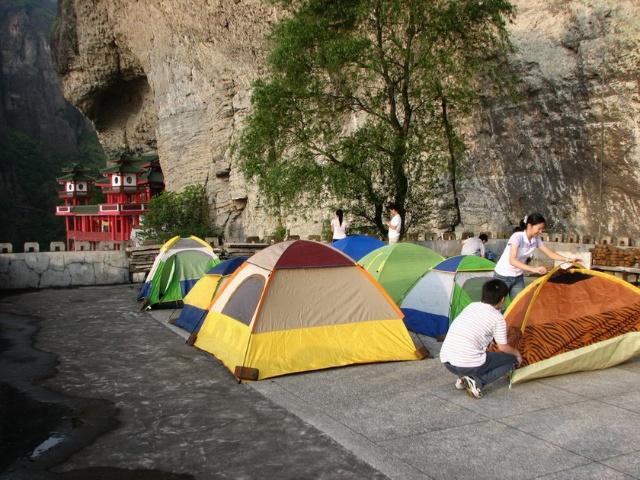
[193,240,424,380]
[174,256,248,334]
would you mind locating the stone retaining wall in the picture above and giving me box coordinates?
[0,251,130,289]
[420,240,595,264]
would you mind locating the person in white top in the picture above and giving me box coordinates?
[384,203,402,244]
[461,233,488,257]
[494,212,580,299]
[440,279,522,399]
[330,209,348,241]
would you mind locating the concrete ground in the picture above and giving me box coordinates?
[0,285,384,480]
[3,285,640,479]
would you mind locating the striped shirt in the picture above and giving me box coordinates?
[440,302,508,368]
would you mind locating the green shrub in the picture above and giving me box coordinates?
[141,184,222,242]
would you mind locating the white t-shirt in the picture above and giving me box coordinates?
[388,214,401,241]
[461,237,485,257]
[440,302,508,367]
[494,231,543,277]
[330,217,347,240]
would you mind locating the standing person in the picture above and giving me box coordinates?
[494,212,580,299]
[440,279,522,399]
[330,209,348,242]
[384,203,402,244]
[461,233,488,257]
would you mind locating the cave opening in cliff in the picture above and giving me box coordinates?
[90,76,150,134]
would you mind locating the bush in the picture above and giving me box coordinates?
[141,185,222,242]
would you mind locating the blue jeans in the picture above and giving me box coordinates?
[443,352,517,388]
[494,272,524,299]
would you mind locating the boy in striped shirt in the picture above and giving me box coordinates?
[440,279,522,399]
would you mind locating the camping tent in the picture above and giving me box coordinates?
[193,240,424,380]
[503,265,640,384]
[173,256,248,334]
[138,236,220,308]
[358,243,444,304]
[332,235,385,261]
[401,255,496,338]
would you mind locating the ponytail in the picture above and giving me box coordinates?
[336,209,344,227]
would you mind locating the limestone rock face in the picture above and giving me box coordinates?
[53,0,640,239]
[461,0,640,237]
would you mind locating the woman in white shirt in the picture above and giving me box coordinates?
[384,203,402,244]
[330,209,348,241]
[494,213,579,299]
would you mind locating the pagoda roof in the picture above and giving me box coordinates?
[94,177,111,187]
[139,169,164,183]
[100,151,153,175]
[101,163,145,174]
[57,172,95,182]
[139,152,160,166]
[56,163,97,182]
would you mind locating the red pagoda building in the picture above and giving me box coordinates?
[56,153,164,251]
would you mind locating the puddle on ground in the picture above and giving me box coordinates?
[30,434,66,460]
[54,467,194,479]
[0,382,71,471]
[0,313,195,480]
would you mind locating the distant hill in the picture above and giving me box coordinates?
[0,0,104,251]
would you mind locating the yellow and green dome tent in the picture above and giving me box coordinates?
[138,236,219,308]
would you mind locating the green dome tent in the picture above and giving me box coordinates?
[138,235,220,308]
[358,243,444,304]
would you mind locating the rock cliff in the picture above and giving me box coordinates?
[53,0,640,239]
[0,0,103,248]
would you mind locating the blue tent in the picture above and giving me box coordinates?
[332,235,385,261]
[208,255,247,276]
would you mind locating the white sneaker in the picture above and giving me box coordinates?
[462,376,483,399]
[455,378,466,390]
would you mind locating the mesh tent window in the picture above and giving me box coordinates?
[221,275,265,325]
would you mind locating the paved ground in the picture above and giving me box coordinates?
[3,285,640,479]
[0,285,384,480]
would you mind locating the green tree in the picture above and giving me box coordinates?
[141,184,221,242]
[238,0,515,236]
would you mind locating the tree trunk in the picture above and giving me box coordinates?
[393,142,409,239]
[374,203,386,238]
[439,90,462,229]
